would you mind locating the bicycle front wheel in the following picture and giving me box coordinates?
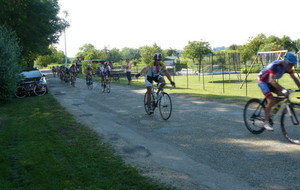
[144,92,154,115]
[243,98,265,134]
[15,86,26,98]
[34,85,47,96]
[159,92,172,120]
[280,105,300,144]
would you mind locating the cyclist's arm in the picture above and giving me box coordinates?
[163,70,174,84]
[139,66,150,75]
[290,73,300,89]
[269,73,284,91]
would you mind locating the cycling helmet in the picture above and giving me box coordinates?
[154,53,162,61]
[284,52,298,65]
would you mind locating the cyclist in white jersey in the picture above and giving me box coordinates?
[136,53,175,113]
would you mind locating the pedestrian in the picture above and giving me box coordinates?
[125,59,132,85]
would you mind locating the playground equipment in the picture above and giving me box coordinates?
[240,50,288,89]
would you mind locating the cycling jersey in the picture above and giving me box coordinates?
[100,65,111,76]
[146,62,167,77]
[258,60,294,97]
[258,60,294,82]
[70,66,78,73]
[145,62,167,87]
[85,68,93,75]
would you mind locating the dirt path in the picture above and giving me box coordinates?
[45,70,300,190]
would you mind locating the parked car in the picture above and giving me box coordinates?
[177,68,197,75]
[19,69,48,93]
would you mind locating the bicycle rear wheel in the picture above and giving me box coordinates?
[34,85,47,96]
[243,98,265,134]
[280,105,300,144]
[159,92,172,120]
[107,84,110,93]
[15,86,26,98]
[144,92,154,115]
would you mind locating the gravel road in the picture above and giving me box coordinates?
[45,70,300,190]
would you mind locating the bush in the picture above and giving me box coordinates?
[0,25,21,102]
[241,65,263,74]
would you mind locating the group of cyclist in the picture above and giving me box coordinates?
[84,61,112,87]
[53,64,79,85]
[52,51,300,129]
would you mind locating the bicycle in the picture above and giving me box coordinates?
[86,74,93,89]
[15,81,47,98]
[243,89,300,144]
[102,75,110,93]
[70,73,77,87]
[144,83,173,120]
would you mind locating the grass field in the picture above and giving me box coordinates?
[0,95,173,190]
[113,72,300,103]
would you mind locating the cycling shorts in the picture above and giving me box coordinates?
[145,75,163,88]
[103,71,110,77]
[258,81,278,98]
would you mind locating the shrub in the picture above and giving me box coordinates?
[0,25,21,102]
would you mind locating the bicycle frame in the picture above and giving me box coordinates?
[255,91,300,127]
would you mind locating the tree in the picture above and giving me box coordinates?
[34,45,65,67]
[107,48,122,62]
[76,44,107,60]
[239,34,266,64]
[0,0,69,68]
[139,44,162,64]
[281,36,297,52]
[182,40,212,70]
[120,47,141,60]
[0,26,21,102]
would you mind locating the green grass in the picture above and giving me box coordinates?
[0,95,173,190]
[111,73,300,103]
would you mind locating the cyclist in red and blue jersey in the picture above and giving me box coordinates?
[258,52,300,131]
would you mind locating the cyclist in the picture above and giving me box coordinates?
[258,52,300,131]
[85,64,94,85]
[69,63,79,77]
[52,66,57,77]
[136,52,175,113]
[100,62,112,86]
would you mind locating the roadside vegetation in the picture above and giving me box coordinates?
[0,95,173,190]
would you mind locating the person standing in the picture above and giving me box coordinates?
[125,59,132,85]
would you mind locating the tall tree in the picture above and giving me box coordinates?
[139,44,162,64]
[0,26,21,101]
[0,0,68,68]
[182,40,212,66]
[34,45,65,67]
[107,48,122,62]
[239,34,266,64]
[120,47,141,60]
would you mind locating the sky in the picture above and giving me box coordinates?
[56,0,300,57]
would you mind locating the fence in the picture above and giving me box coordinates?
[111,53,275,98]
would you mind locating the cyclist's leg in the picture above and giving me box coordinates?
[157,76,166,94]
[145,76,153,108]
[258,81,279,130]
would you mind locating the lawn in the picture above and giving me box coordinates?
[115,72,300,103]
[0,95,173,190]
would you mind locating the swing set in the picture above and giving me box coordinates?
[240,50,288,89]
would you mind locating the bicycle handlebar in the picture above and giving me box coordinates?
[274,89,300,99]
[153,83,174,90]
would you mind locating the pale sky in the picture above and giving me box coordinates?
[56,0,300,57]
